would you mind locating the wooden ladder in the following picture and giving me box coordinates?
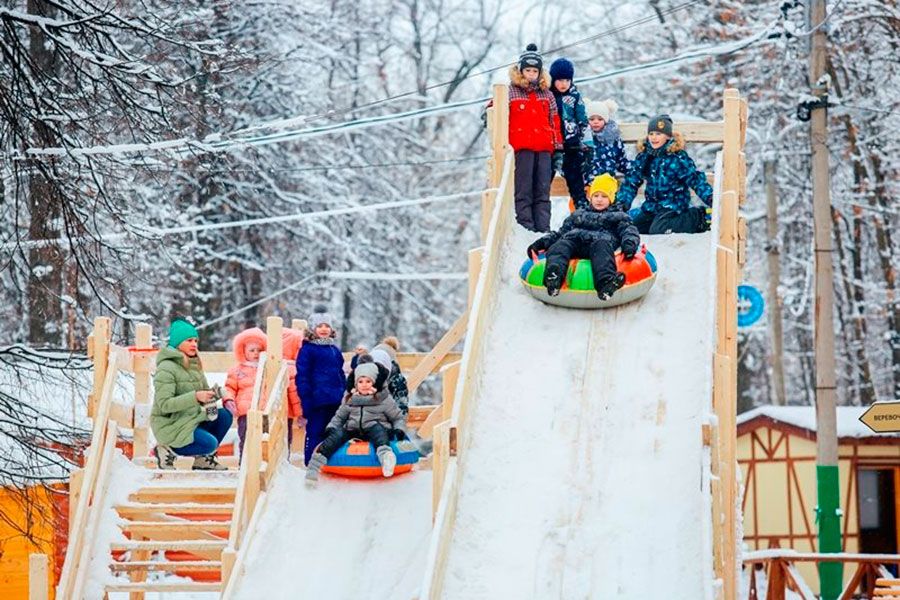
[106,467,239,597]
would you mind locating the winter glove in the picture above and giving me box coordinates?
[398,401,409,416]
[526,238,548,258]
[551,151,564,174]
[622,243,638,260]
[704,207,713,226]
[390,428,408,441]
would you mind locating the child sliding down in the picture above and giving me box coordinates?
[527,173,640,301]
[306,361,407,484]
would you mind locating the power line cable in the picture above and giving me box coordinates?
[1,189,488,251]
[17,2,702,160]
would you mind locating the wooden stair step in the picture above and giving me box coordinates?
[147,469,240,479]
[105,581,222,592]
[111,540,227,552]
[129,486,236,504]
[135,455,239,469]
[115,503,235,517]
[120,520,231,534]
[109,560,222,573]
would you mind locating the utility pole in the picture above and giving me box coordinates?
[764,161,787,407]
[808,0,842,596]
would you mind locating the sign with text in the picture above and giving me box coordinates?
[859,401,900,434]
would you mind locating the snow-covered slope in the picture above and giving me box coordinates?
[230,467,432,600]
[436,226,715,599]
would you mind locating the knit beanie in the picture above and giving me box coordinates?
[355,362,379,385]
[549,58,574,82]
[370,347,393,372]
[307,304,334,330]
[168,318,199,349]
[518,43,543,72]
[587,99,618,122]
[589,174,619,202]
[648,114,674,137]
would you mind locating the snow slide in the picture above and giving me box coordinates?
[432,225,716,599]
[229,467,432,600]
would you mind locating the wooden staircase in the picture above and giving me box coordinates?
[106,469,238,597]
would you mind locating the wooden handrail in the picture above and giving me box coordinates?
[57,321,122,599]
[421,109,515,596]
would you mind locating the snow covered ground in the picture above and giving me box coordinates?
[231,465,432,600]
[437,225,715,599]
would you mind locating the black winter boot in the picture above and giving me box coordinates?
[544,263,565,297]
[596,272,626,301]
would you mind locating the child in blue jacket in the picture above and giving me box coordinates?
[615,114,713,234]
[583,99,630,184]
[548,58,589,209]
[295,305,346,466]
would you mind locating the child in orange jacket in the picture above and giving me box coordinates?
[281,327,304,449]
[224,327,267,458]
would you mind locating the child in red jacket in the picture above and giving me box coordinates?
[508,43,562,233]
[223,327,267,459]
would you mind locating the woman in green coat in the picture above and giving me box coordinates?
[152,319,233,470]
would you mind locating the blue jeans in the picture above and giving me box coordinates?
[173,409,233,456]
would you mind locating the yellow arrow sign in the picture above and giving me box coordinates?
[859,401,900,434]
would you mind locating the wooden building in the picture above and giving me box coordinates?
[738,405,900,591]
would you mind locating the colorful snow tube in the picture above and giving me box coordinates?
[519,244,658,309]
[321,439,419,478]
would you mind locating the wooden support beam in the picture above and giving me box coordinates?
[441,360,461,421]
[68,468,83,536]
[406,314,468,394]
[481,190,496,243]
[490,84,509,187]
[88,317,110,418]
[29,554,48,600]
[432,420,450,520]
[132,323,153,461]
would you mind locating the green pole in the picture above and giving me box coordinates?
[817,465,843,599]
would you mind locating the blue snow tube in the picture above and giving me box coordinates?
[321,439,419,478]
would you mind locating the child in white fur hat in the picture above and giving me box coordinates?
[583,98,631,186]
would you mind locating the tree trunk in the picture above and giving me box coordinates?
[26,0,64,346]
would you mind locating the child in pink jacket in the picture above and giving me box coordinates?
[224,327,267,458]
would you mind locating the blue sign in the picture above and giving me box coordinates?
[737,285,765,328]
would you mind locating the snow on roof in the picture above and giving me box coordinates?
[738,405,900,439]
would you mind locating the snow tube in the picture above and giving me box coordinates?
[321,439,419,478]
[519,244,658,309]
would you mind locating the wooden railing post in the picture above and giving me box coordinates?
[29,554,48,600]
[264,316,283,399]
[490,83,509,187]
[88,316,110,418]
[132,323,153,461]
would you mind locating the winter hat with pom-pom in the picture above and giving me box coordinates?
[307,304,334,330]
[381,336,400,355]
[518,43,543,72]
[549,58,575,82]
[370,347,393,373]
[587,99,619,122]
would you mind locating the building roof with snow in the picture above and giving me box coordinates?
[737,405,900,440]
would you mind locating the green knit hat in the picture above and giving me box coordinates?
[168,319,199,349]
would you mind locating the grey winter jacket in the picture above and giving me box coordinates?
[327,389,406,433]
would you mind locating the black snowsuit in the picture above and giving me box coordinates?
[530,204,640,291]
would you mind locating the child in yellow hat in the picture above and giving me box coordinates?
[526,174,640,300]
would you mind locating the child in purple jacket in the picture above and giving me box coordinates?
[295,305,346,466]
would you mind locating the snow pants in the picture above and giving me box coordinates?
[172,408,233,456]
[544,236,618,291]
[561,147,588,210]
[514,150,552,232]
[317,424,391,459]
[303,404,340,466]
[632,206,708,235]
